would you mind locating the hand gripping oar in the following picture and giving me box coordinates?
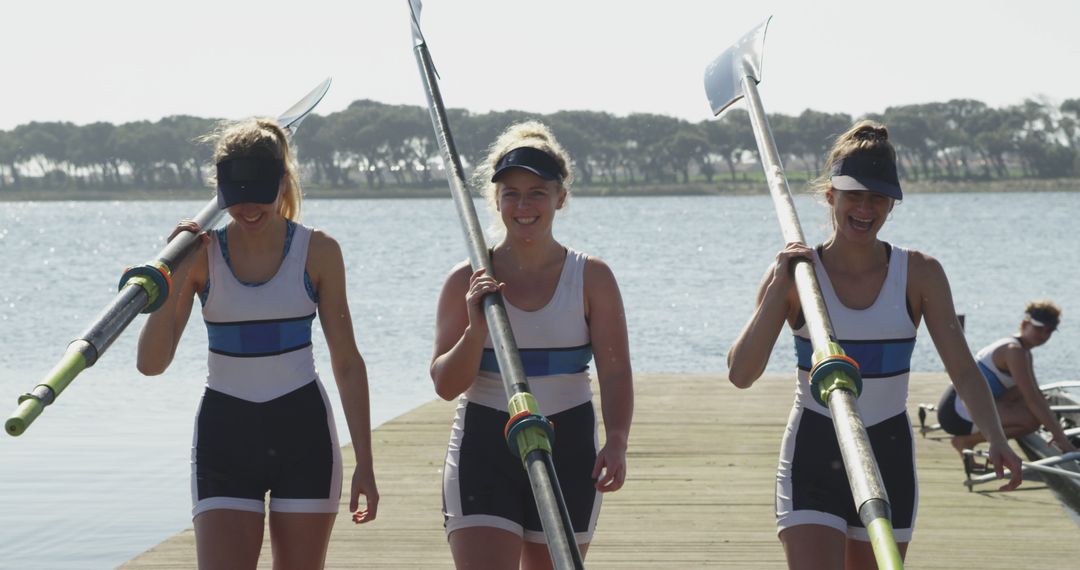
[5,77,332,437]
[408,2,584,568]
[704,18,904,569]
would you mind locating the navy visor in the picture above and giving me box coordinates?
[491,147,563,182]
[216,157,285,208]
[830,152,902,200]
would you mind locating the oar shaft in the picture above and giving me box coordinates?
[410,29,583,568]
[411,44,532,399]
[525,449,585,569]
[829,390,892,521]
[740,77,834,351]
[78,283,151,364]
[158,199,225,269]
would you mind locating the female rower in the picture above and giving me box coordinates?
[726,119,1023,569]
[938,301,1076,453]
[431,121,634,569]
[136,118,378,569]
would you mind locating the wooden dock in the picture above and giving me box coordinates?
[123,373,1080,568]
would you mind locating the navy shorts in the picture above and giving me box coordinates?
[191,380,342,516]
[936,388,975,436]
[443,400,601,543]
[777,408,917,541]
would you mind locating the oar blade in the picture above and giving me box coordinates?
[703,16,770,116]
[409,0,425,46]
[277,77,332,136]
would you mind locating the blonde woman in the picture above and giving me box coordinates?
[431,121,633,569]
[137,118,377,569]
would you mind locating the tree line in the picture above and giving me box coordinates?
[2,96,1079,193]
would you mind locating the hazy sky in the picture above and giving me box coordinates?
[4,0,1079,131]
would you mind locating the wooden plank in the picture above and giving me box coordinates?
[123,373,1080,568]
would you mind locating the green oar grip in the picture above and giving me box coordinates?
[864,504,904,569]
[119,261,172,313]
[809,343,862,407]
[6,348,89,436]
[504,393,554,463]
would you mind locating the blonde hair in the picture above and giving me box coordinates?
[474,120,573,210]
[202,118,302,221]
[810,119,898,198]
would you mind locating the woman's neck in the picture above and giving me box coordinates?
[228,216,287,253]
[821,235,886,272]
[493,237,564,271]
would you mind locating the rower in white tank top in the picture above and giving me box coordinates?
[460,247,594,415]
[792,244,917,426]
[202,222,320,402]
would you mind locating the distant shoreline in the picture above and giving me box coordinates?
[1,177,1076,202]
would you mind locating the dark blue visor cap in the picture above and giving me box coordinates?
[216,157,285,208]
[491,147,564,183]
[830,152,902,200]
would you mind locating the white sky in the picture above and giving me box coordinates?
[3,0,1079,131]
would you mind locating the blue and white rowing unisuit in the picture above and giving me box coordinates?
[778,243,918,542]
[442,248,602,544]
[975,337,1019,398]
[190,221,341,518]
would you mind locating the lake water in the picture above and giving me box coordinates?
[1,191,1077,568]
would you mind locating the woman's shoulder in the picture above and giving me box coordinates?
[307,227,340,253]
[441,260,474,286]
[582,254,618,291]
[902,246,944,277]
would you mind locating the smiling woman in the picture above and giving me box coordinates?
[135,117,379,569]
[724,119,1025,569]
[430,120,635,569]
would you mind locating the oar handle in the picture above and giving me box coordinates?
[6,344,91,436]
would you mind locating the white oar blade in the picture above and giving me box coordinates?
[409,0,425,46]
[703,16,770,116]
[277,77,332,136]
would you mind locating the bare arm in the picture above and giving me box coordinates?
[584,258,633,492]
[726,243,807,388]
[1003,345,1076,451]
[309,230,378,523]
[911,251,1023,489]
[429,264,500,401]
[136,224,207,375]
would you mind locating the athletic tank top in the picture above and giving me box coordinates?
[463,248,593,416]
[202,223,319,402]
[974,337,1020,398]
[792,245,917,426]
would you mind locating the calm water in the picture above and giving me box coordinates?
[1,192,1078,568]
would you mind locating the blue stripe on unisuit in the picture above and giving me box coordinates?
[977,361,1008,398]
[795,335,916,378]
[479,344,593,376]
[205,313,316,357]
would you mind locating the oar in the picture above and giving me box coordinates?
[5,77,332,437]
[964,450,1080,486]
[407,2,584,568]
[704,17,904,569]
